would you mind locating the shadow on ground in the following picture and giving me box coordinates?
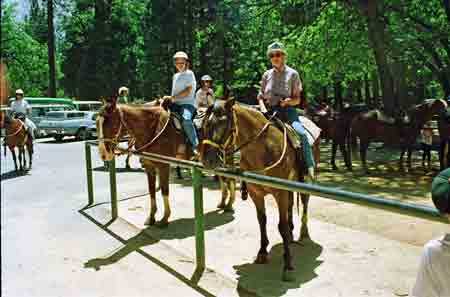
[234,240,323,297]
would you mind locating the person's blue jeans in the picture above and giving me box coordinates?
[272,106,315,169]
[169,104,199,149]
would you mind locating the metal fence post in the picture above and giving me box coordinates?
[85,142,94,205]
[192,167,205,270]
[109,156,118,219]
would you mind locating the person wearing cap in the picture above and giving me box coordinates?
[410,168,450,297]
[257,41,315,180]
[195,75,214,110]
[163,51,199,156]
[118,86,129,104]
[10,89,36,139]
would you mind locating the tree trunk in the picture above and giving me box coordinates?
[334,79,343,110]
[47,0,56,97]
[372,70,380,107]
[365,74,371,104]
[365,1,396,114]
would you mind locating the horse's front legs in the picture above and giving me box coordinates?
[407,147,413,170]
[156,165,171,227]
[144,169,157,226]
[251,194,269,264]
[18,146,24,171]
[300,193,311,241]
[399,146,406,171]
[331,141,338,170]
[11,147,18,172]
[276,192,295,281]
[360,141,370,173]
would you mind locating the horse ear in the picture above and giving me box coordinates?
[224,97,235,112]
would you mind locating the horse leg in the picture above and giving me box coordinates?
[287,192,294,243]
[276,192,295,281]
[251,194,269,264]
[22,146,27,169]
[360,141,370,173]
[399,146,406,171]
[156,165,171,227]
[176,166,183,179]
[11,147,18,172]
[125,154,131,169]
[27,139,33,169]
[331,141,338,170]
[217,177,228,209]
[299,193,311,241]
[407,147,413,170]
[224,179,236,212]
[144,168,157,226]
[18,146,24,171]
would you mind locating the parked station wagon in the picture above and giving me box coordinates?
[39,111,97,142]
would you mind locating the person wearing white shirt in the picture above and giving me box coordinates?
[195,75,214,110]
[10,89,36,139]
[411,168,450,297]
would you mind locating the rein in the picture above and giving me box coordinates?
[202,108,289,173]
[5,120,25,137]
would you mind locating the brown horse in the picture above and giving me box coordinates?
[96,97,236,226]
[438,112,450,170]
[350,99,447,173]
[308,103,368,171]
[201,99,320,281]
[1,113,34,173]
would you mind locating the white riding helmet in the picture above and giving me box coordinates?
[173,51,189,60]
[118,86,129,94]
[201,75,213,81]
[15,89,24,95]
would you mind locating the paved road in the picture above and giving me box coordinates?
[1,138,216,297]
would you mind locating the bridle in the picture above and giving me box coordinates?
[202,106,288,173]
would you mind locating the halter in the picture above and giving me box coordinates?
[202,107,288,173]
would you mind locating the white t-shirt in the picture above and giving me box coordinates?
[10,99,31,114]
[171,70,196,106]
[411,234,450,297]
[195,88,214,108]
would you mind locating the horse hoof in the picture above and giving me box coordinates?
[282,268,296,282]
[144,217,156,226]
[254,253,269,264]
[223,205,234,212]
[155,220,169,228]
[300,229,311,242]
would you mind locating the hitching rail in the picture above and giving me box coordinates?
[84,140,449,271]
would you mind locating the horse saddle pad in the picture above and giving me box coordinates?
[170,112,204,132]
[272,116,321,150]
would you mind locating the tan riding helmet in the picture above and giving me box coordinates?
[118,86,129,95]
[266,41,287,58]
[15,89,24,96]
[173,51,189,60]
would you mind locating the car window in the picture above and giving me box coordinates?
[67,112,85,118]
[46,112,65,118]
[91,113,98,120]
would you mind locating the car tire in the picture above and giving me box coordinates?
[54,135,64,142]
[76,128,89,141]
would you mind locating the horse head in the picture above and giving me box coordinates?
[411,99,447,125]
[96,96,122,161]
[201,98,236,169]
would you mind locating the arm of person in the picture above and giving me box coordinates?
[280,72,302,108]
[172,85,192,100]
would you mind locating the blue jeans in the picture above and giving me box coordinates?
[272,106,315,169]
[169,104,199,149]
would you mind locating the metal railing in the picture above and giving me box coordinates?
[84,140,449,271]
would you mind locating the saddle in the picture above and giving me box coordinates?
[365,109,410,125]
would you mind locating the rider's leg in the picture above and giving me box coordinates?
[285,108,315,170]
[180,105,199,153]
[24,118,35,139]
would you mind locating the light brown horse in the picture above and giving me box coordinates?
[1,113,34,173]
[96,97,236,226]
[201,99,320,281]
[350,99,447,173]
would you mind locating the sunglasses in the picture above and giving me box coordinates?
[175,62,186,65]
[270,53,282,58]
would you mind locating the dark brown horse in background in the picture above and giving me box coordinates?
[308,103,368,171]
[350,99,447,173]
[201,99,321,281]
[438,110,450,170]
[96,97,236,226]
